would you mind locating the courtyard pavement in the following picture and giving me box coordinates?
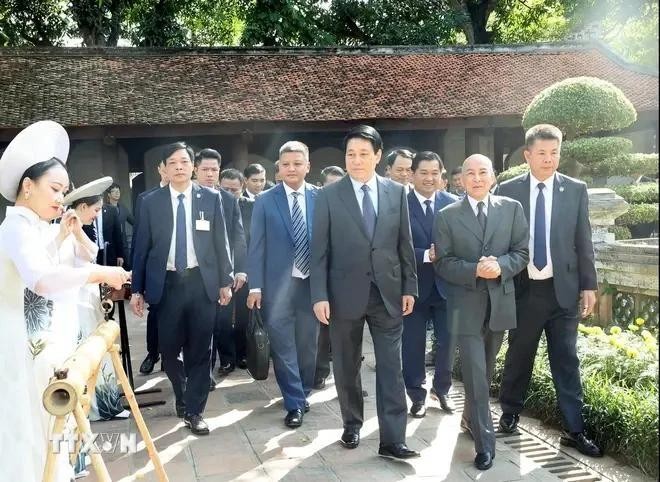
[82,306,654,482]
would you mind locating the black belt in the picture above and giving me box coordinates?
[529,277,553,286]
[166,267,200,279]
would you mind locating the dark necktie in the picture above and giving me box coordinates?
[91,220,98,244]
[361,184,376,240]
[291,192,310,276]
[477,201,487,234]
[534,183,547,270]
[175,193,187,272]
[424,199,433,220]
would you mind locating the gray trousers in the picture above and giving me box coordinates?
[329,284,408,445]
[459,324,504,455]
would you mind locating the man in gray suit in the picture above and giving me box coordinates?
[311,125,420,461]
[433,154,528,470]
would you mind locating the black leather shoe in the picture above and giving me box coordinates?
[313,377,326,390]
[474,451,494,470]
[217,362,235,377]
[560,432,603,457]
[410,401,426,418]
[237,358,248,369]
[429,388,455,413]
[139,354,159,375]
[209,377,217,392]
[304,401,310,413]
[175,401,185,418]
[284,409,303,428]
[378,443,420,460]
[340,428,360,449]
[498,413,520,433]
[184,414,210,435]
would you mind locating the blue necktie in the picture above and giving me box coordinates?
[175,193,187,272]
[424,199,433,220]
[477,201,487,234]
[291,192,310,276]
[534,183,547,270]
[361,184,376,240]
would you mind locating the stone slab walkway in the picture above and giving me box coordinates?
[79,308,654,482]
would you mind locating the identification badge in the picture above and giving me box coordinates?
[196,212,210,231]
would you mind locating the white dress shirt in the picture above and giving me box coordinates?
[94,208,105,248]
[414,190,435,263]
[244,189,256,200]
[166,183,199,271]
[349,174,379,214]
[528,173,554,280]
[467,194,490,217]
[283,182,309,280]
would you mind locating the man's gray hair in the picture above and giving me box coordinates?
[279,141,309,161]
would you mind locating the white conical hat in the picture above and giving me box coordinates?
[63,176,113,206]
[0,120,69,202]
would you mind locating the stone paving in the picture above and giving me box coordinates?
[82,309,654,482]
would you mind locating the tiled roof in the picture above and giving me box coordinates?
[0,42,657,129]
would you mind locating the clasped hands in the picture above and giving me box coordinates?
[476,255,501,279]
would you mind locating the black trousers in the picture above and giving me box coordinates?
[314,323,331,381]
[499,278,585,433]
[212,300,234,368]
[146,303,159,359]
[158,268,215,416]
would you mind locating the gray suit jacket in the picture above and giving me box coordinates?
[311,175,418,320]
[433,195,529,335]
[495,173,597,309]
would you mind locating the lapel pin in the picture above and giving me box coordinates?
[196,193,201,198]
[559,186,564,192]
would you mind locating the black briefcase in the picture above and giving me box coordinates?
[246,308,270,380]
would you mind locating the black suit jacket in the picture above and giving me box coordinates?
[238,196,255,249]
[311,175,417,319]
[495,172,597,309]
[83,204,124,266]
[218,187,247,274]
[132,184,233,305]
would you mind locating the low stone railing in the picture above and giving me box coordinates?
[589,189,659,328]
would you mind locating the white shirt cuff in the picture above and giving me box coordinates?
[249,288,261,294]
[423,249,431,263]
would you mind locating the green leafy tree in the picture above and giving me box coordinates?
[0,0,71,46]
[69,0,126,46]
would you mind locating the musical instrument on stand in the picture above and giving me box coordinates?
[42,293,169,482]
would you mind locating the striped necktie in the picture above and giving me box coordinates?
[291,192,310,276]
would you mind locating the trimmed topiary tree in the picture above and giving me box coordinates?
[609,182,659,239]
[522,76,637,138]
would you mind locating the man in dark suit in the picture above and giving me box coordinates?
[130,141,233,435]
[243,163,267,200]
[433,154,528,470]
[403,151,457,418]
[133,159,169,375]
[311,125,420,461]
[496,124,602,457]
[82,201,124,267]
[194,149,247,384]
[221,168,254,369]
[106,182,134,268]
[246,141,319,429]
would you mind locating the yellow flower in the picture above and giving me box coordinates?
[626,348,639,358]
[609,326,622,335]
[641,330,653,340]
[628,324,639,332]
[635,317,646,326]
[609,337,623,348]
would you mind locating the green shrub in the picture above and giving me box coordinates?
[608,225,632,240]
[464,323,659,476]
[522,77,637,138]
[593,153,659,178]
[497,163,529,183]
[609,183,659,204]
[561,137,633,166]
[615,203,659,225]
